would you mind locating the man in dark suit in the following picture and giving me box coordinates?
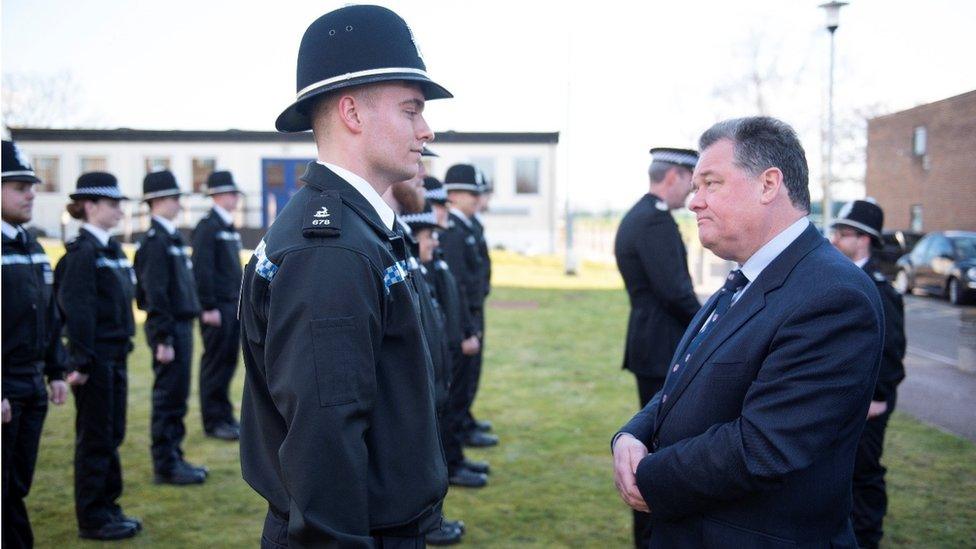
[612,116,884,548]
[614,147,701,547]
[830,199,906,549]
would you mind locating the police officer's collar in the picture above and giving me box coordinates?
[152,215,178,236]
[317,161,395,231]
[81,223,112,247]
[449,207,472,227]
[212,204,234,227]
[1,220,19,240]
[854,256,869,269]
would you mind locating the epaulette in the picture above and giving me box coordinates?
[65,236,81,250]
[302,191,342,238]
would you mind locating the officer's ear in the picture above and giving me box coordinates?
[758,167,784,205]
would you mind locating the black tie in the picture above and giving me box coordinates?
[680,269,749,363]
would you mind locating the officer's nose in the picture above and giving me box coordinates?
[417,114,434,144]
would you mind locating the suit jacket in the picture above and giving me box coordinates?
[618,224,884,548]
[614,194,700,377]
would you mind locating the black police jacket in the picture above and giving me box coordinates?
[440,211,485,315]
[191,208,243,309]
[427,249,472,346]
[614,194,701,378]
[864,258,906,403]
[238,162,447,547]
[54,228,135,373]
[2,228,65,384]
[134,218,201,346]
[471,214,492,299]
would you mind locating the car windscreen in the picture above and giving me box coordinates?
[951,236,976,260]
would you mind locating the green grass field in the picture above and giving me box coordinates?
[27,250,976,547]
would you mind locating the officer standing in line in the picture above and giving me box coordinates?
[56,172,142,540]
[238,6,452,546]
[424,175,450,227]
[440,164,498,449]
[134,170,207,485]
[467,172,494,436]
[191,171,244,441]
[830,199,906,549]
[1,139,69,548]
[612,147,700,548]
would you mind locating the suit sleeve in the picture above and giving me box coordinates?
[613,391,663,452]
[873,287,906,403]
[264,246,381,547]
[57,245,98,374]
[634,285,881,522]
[191,221,217,310]
[138,238,175,346]
[636,220,700,325]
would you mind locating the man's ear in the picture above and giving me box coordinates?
[759,167,784,205]
[336,94,365,134]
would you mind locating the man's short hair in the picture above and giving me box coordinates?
[699,116,810,212]
[648,161,690,184]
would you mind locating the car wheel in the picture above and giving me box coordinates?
[948,278,969,305]
[894,270,912,295]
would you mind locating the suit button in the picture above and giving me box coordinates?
[662,393,668,403]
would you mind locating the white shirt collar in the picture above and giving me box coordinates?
[854,256,870,269]
[1,221,20,240]
[212,204,234,226]
[152,215,177,235]
[449,207,472,227]
[81,223,112,247]
[318,161,395,230]
[738,217,810,284]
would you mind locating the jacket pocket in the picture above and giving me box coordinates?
[310,317,364,407]
[702,517,797,548]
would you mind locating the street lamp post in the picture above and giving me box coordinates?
[820,1,847,230]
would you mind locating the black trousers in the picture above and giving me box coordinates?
[199,302,240,431]
[633,375,665,549]
[442,347,466,470]
[73,343,129,529]
[260,507,427,549]
[2,373,48,549]
[149,320,193,474]
[853,396,896,549]
[461,308,485,431]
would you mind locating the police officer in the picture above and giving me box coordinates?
[613,147,701,548]
[191,171,243,440]
[424,175,450,227]
[55,172,141,540]
[134,170,207,485]
[830,199,906,549]
[467,172,494,437]
[238,6,452,546]
[440,164,498,448]
[1,139,69,548]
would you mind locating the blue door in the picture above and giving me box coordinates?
[261,158,315,228]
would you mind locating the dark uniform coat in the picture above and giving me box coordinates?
[191,208,243,309]
[440,212,485,319]
[134,219,201,346]
[615,194,700,379]
[238,162,447,547]
[863,259,906,404]
[618,225,883,548]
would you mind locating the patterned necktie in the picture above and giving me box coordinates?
[679,269,749,364]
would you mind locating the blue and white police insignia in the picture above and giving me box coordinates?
[655,200,668,211]
[383,261,408,293]
[873,271,887,283]
[254,240,279,282]
[465,235,476,245]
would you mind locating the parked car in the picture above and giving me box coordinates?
[894,231,976,305]
[874,230,924,279]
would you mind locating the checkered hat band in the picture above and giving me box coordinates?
[653,151,698,167]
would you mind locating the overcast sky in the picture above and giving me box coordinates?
[3,0,975,210]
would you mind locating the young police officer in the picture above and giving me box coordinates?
[831,200,906,549]
[2,139,68,548]
[134,170,207,485]
[238,6,452,546]
[56,172,141,540]
[191,171,243,440]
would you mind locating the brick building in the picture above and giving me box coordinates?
[865,90,976,232]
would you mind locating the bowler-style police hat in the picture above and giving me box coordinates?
[423,176,447,204]
[142,170,185,202]
[71,172,128,201]
[443,164,482,194]
[205,170,243,196]
[2,140,41,184]
[276,5,453,133]
[649,147,699,170]
[402,202,444,232]
[832,199,884,244]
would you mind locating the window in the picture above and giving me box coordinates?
[80,156,107,174]
[910,204,923,232]
[931,237,953,259]
[263,162,284,189]
[515,157,540,195]
[913,126,927,156]
[32,156,60,193]
[192,157,216,193]
[144,156,171,174]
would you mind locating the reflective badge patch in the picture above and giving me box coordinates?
[383,261,408,294]
[42,263,54,285]
[303,192,341,238]
[254,240,279,282]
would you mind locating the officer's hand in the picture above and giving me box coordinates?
[867,400,888,419]
[613,433,650,513]
[1,399,10,423]
[155,344,176,364]
[49,380,69,405]
[461,336,480,356]
[201,309,222,327]
[67,371,90,387]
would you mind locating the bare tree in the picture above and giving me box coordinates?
[2,70,99,128]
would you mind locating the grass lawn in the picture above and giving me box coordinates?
[27,250,976,547]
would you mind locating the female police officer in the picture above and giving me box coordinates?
[55,172,141,540]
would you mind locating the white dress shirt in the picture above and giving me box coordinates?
[81,223,112,247]
[212,204,234,226]
[152,215,177,235]
[449,207,472,227]
[733,217,811,304]
[1,221,20,240]
[317,161,395,231]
